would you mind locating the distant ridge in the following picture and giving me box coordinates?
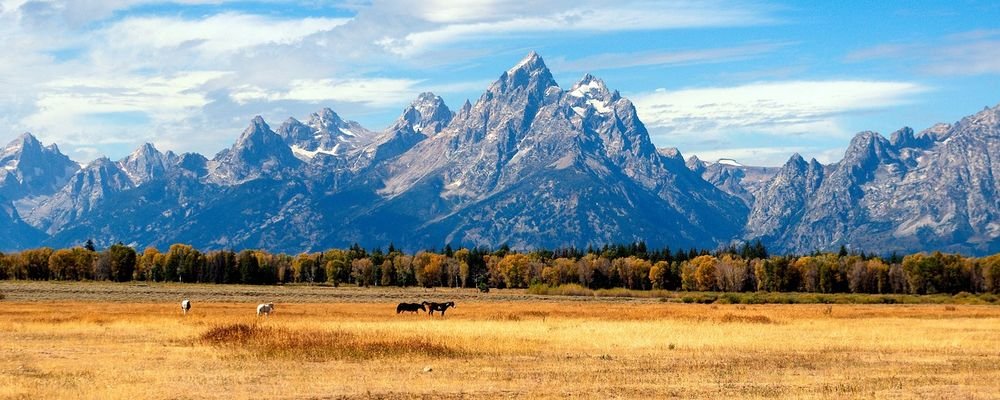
[0,52,998,255]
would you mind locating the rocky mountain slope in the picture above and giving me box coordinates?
[1,53,999,255]
[744,105,1000,254]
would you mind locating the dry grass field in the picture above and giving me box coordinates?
[1,282,999,399]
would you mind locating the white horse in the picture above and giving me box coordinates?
[181,299,191,315]
[256,303,274,316]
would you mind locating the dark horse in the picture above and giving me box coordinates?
[396,302,426,314]
[422,301,456,316]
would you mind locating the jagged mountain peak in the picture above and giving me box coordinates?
[133,142,158,155]
[0,132,80,202]
[969,102,1000,123]
[507,51,546,74]
[685,154,705,174]
[393,92,453,136]
[245,115,269,133]
[492,52,558,96]
[12,132,41,147]
[890,126,914,147]
[232,116,279,149]
[308,107,345,131]
[569,74,619,101]
[918,123,952,141]
[2,133,44,160]
[844,131,893,161]
[6,53,1000,257]
[414,91,441,104]
[950,102,1000,139]
[245,116,288,148]
[90,156,114,165]
[208,116,301,184]
[786,152,806,166]
[118,142,174,186]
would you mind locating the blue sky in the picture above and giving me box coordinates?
[1,0,999,166]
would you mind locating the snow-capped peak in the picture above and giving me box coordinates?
[569,74,608,98]
[507,51,545,74]
[567,74,618,115]
[716,158,743,167]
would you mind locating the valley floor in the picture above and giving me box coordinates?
[0,282,998,399]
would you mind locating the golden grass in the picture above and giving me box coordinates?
[199,322,466,361]
[0,287,999,398]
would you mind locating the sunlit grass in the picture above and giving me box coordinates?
[0,286,998,398]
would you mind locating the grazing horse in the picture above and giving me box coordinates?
[181,299,191,315]
[422,301,456,316]
[256,303,275,316]
[396,302,426,314]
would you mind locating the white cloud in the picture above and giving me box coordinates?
[549,42,790,72]
[230,77,424,107]
[632,80,928,138]
[24,71,230,145]
[99,13,350,59]
[846,30,1000,76]
[376,0,775,56]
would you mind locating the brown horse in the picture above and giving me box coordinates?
[396,302,426,314]
[422,301,456,316]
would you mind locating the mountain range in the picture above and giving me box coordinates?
[1,52,998,255]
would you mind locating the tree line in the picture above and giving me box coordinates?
[1,240,999,295]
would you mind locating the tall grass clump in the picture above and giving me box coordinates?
[527,283,594,296]
[200,322,465,360]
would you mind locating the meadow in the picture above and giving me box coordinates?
[1,282,998,399]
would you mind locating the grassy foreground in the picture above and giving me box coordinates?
[0,284,999,399]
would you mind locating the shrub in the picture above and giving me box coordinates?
[528,283,594,296]
[719,313,775,324]
[200,323,464,360]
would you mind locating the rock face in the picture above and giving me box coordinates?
[745,105,1000,254]
[0,133,79,208]
[2,52,1000,255]
[687,156,779,207]
[24,157,135,235]
[208,116,303,185]
[368,52,746,249]
[353,92,454,169]
[277,108,376,162]
[744,154,825,246]
[119,143,178,186]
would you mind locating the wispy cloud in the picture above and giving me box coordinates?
[230,77,424,107]
[375,0,777,56]
[97,13,350,59]
[549,42,790,72]
[23,71,231,145]
[846,30,1000,76]
[632,80,928,138]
